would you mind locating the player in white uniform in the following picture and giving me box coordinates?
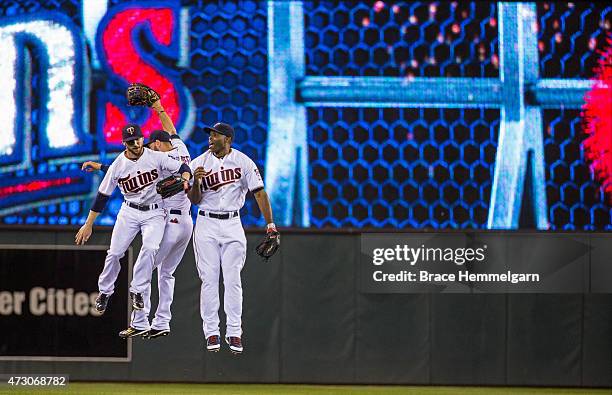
[131,126,192,339]
[188,122,277,354]
[75,124,192,337]
[81,100,192,339]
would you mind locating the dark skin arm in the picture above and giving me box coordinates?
[188,166,204,204]
[253,189,273,225]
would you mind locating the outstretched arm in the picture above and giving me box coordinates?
[75,191,109,244]
[151,99,177,135]
[82,161,112,173]
[76,163,106,243]
[76,162,116,244]
[82,161,102,172]
[75,210,100,245]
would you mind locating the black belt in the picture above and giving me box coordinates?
[125,201,159,211]
[198,210,238,220]
[169,209,182,215]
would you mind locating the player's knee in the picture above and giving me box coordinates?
[140,244,160,256]
[222,275,242,289]
[222,267,241,280]
[160,272,175,281]
[106,249,125,259]
[202,276,217,287]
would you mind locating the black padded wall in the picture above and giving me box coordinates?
[0,227,610,387]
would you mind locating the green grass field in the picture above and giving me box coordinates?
[0,383,610,395]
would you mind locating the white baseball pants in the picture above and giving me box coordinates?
[97,205,165,298]
[193,213,247,338]
[131,210,192,331]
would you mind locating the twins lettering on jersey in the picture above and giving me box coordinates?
[118,169,159,193]
[200,167,242,191]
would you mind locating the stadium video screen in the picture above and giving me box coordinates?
[0,1,610,230]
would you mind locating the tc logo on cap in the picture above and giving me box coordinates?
[122,123,143,141]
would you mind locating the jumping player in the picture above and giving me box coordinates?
[129,98,193,339]
[81,99,192,339]
[75,123,192,333]
[188,122,277,354]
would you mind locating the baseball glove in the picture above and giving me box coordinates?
[255,230,280,261]
[156,175,185,199]
[126,82,160,107]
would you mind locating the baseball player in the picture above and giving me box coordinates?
[188,122,278,354]
[81,100,192,339]
[83,100,193,339]
[131,98,193,339]
[75,123,192,338]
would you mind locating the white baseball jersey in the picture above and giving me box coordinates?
[99,148,183,205]
[161,137,191,211]
[189,148,264,212]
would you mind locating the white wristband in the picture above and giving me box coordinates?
[266,223,277,231]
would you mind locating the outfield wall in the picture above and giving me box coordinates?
[0,226,610,387]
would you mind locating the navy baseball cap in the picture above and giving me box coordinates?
[122,124,143,142]
[204,122,234,139]
[146,130,171,146]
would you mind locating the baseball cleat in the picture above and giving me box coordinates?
[95,293,110,314]
[206,335,221,352]
[119,326,149,339]
[146,329,170,339]
[130,292,144,310]
[225,336,243,354]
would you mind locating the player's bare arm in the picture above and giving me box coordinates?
[82,161,102,172]
[75,210,100,245]
[75,188,111,245]
[151,99,177,135]
[188,166,204,204]
[76,158,115,245]
[253,189,274,225]
[253,188,280,260]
